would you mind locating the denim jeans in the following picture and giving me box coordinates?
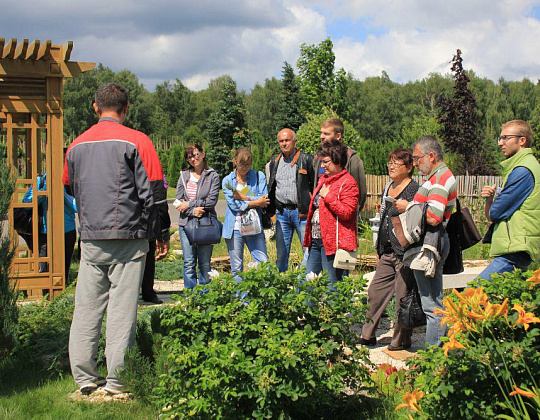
[179,226,214,290]
[225,230,268,281]
[275,208,307,272]
[478,252,531,281]
[413,234,450,347]
[305,238,344,287]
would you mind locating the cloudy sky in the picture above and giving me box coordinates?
[2,0,540,91]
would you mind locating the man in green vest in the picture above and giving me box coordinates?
[479,120,540,280]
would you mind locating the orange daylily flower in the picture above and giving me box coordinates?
[443,333,466,356]
[526,269,540,289]
[396,388,424,416]
[513,303,540,331]
[484,298,509,319]
[509,385,538,399]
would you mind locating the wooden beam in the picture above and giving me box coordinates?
[2,38,17,59]
[0,39,5,55]
[14,38,29,59]
[62,41,73,61]
[36,40,51,60]
[26,40,41,60]
[0,59,95,78]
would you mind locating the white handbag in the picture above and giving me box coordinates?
[239,208,262,236]
[332,182,358,271]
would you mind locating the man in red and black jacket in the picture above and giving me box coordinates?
[63,82,170,396]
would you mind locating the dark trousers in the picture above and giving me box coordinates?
[361,252,415,347]
[65,229,77,281]
[141,240,157,301]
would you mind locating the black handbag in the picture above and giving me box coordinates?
[13,207,33,234]
[398,287,427,328]
[261,209,273,230]
[443,199,482,274]
[255,174,273,230]
[184,213,223,246]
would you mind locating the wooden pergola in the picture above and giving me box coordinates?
[0,38,94,298]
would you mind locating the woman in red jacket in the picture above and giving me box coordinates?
[304,139,359,286]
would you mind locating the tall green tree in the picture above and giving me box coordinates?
[63,64,152,140]
[150,79,196,140]
[205,80,250,178]
[437,50,495,174]
[245,76,282,143]
[296,38,348,116]
[276,62,304,132]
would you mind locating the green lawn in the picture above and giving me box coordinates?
[0,360,155,419]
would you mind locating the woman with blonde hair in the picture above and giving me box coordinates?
[222,148,270,279]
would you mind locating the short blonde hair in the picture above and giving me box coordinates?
[501,120,533,147]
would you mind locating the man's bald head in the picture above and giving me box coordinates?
[276,128,297,158]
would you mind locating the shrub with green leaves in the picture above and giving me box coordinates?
[131,264,372,419]
[405,269,540,419]
[0,158,18,360]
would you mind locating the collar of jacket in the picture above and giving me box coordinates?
[98,117,121,124]
[500,148,534,177]
[424,161,447,180]
[316,169,348,190]
[274,149,300,166]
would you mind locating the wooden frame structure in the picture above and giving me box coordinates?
[0,38,94,298]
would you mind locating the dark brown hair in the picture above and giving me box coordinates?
[184,143,209,170]
[389,148,414,176]
[317,139,348,167]
[94,82,128,114]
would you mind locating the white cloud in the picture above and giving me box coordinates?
[1,0,540,90]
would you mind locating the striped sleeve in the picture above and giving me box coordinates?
[414,167,457,223]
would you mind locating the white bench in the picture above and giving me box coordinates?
[363,264,488,290]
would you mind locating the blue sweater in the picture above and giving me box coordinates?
[489,167,534,222]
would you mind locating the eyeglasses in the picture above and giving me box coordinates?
[498,134,523,143]
[237,162,251,168]
[187,152,201,160]
[412,154,426,163]
[387,161,405,168]
[321,159,333,166]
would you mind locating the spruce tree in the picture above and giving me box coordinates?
[205,80,250,178]
[277,62,304,132]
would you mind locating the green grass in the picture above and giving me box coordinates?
[0,360,155,419]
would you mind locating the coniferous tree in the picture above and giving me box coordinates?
[0,158,18,360]
[205,80,250,178]
[277,62,304,132]
[437,50,496,174]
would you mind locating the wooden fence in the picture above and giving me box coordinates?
[360,174,502,227]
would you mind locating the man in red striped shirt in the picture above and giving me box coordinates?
[395,136,456,347]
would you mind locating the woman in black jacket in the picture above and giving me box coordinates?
[358,149,420,351]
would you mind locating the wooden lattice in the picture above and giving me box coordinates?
[0,38,94,298]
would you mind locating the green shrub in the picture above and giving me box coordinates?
[126,264,372,419]
[405,269,540,419]
[0,159,18,360]
[16,286,75,372]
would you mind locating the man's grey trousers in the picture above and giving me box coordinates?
[69,253,146,392]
